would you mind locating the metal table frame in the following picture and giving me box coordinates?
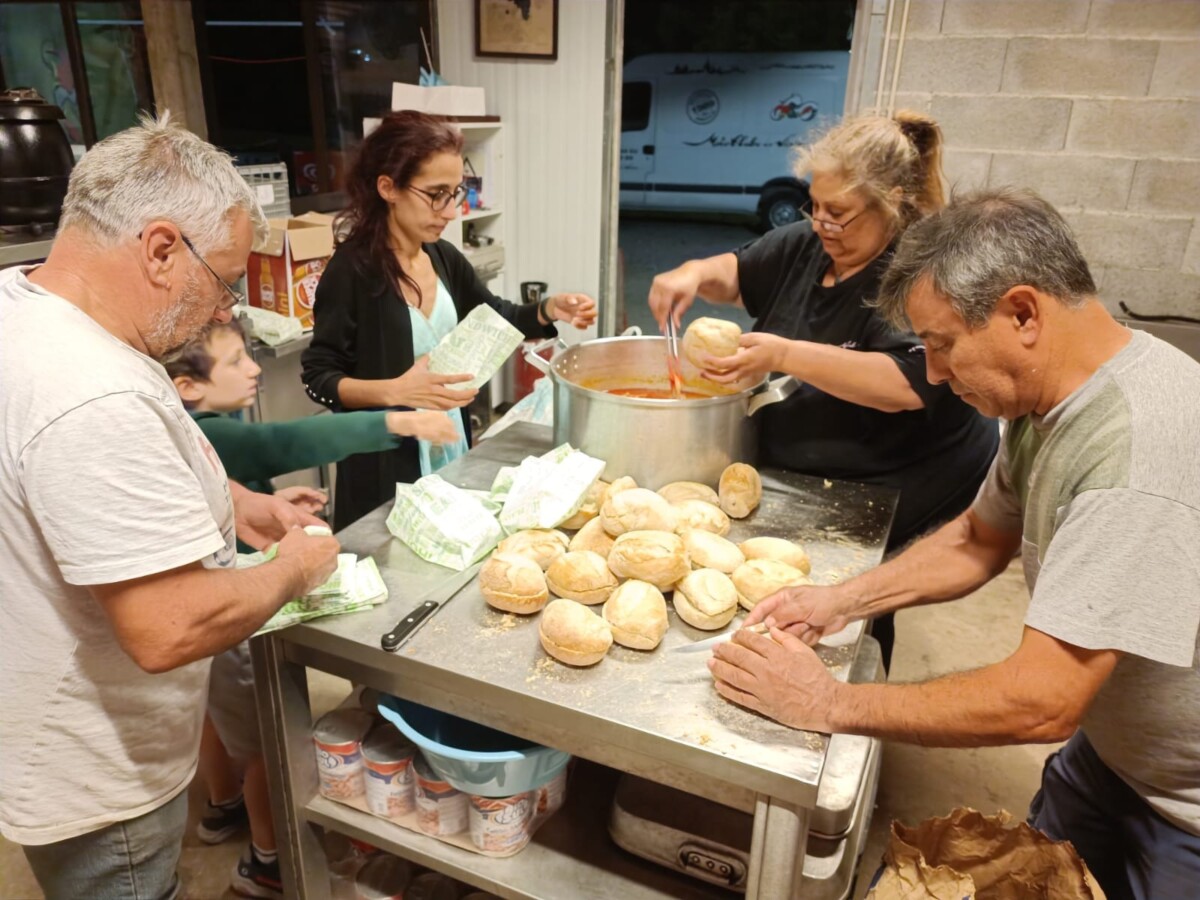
[254,424,895,899]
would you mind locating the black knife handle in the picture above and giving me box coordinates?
[380,601,439,652]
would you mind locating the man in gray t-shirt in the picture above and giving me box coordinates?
[710,189,1200,900]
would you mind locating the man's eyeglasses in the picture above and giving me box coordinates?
[181,234,245,311]
[801,207,867,235]
[407,183,469,212]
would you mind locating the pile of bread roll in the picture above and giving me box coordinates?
[478,461,813,668]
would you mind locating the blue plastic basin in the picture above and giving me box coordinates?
[377,696,570,798]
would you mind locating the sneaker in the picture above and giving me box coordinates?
[196,796,247,844]
[231,849,283,899]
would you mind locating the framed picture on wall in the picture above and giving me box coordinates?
[474,0,559,61]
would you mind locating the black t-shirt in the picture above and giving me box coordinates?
[736,222,999,545]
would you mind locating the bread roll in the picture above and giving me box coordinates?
[496,529,569,570]
[545,550,619,605]
[559,479,607,530]
[719,463,762,519]
[568,517,615,558]
[657,481,719,506]
[680,529,745,574]
[682,317,741,369]
[602,580,669,650]
[738,536,811,575]
[601,476,638,507]
[731,559,810,610]
[608,531,690,591]
[600,487,679,536]
[539,598,613,666]
[673,568,739,630]
[671,499,731,536]
[479,552,550,614]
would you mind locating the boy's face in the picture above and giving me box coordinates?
[184,330,262,412]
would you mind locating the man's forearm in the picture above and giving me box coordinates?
[97,558,310,673]
[839,512,1018,620]
[827,667,1068,747]
[826,628,1119,747]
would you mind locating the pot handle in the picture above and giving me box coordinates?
[523,337,567,375]
[747,375,800,416]
[620,325,643,336]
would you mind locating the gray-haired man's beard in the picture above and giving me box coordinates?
[147,272,202,360]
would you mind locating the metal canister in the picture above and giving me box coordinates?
[413,755,469,836]
[361,725,417,819]
[312,709,374,801]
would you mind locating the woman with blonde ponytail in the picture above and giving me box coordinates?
[648,111,998,669]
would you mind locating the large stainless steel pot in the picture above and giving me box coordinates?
[524,335,796,487]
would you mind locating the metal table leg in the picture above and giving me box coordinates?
[746,794,810,899]
[252,634,331,899]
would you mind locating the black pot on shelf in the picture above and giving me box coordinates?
[0,88,75,235]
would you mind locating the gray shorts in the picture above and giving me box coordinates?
[206,640,261,759]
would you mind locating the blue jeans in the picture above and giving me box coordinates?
[22,789,187,900]
[1029,731,1200,900]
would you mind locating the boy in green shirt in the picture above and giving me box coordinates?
[165,320,454,898]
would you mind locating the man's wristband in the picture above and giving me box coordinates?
[538,296,553,323]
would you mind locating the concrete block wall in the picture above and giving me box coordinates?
[879,0,1200,317]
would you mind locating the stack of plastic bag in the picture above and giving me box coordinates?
[245,527,389,635]
[386,444,605,570]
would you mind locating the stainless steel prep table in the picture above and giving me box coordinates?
[253,423,897,899]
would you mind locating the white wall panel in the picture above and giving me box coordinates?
[437,0,609,341]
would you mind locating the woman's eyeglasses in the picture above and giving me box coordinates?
[801,207,866,235]
[407,183,469,212]
[181,234,245,310]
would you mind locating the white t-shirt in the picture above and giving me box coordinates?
[0,267,235,845]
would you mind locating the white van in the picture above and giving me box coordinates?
[620,52,849,230]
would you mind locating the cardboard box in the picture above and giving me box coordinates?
[392,82,486,117]
[246,212,335,329]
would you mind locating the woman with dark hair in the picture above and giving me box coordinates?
[302,110,596,530]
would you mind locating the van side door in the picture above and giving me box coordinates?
[619,80,655,209]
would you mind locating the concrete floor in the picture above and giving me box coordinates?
[0,558,1049,900]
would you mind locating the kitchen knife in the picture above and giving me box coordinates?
[380,561,483,652]
[673,622,771,654]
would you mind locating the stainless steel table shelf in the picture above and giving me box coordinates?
[254,423,897,899]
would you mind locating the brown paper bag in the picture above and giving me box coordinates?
[866,807,1106,900]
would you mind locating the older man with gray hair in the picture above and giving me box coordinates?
[712,188,1200,898]
[0,114,340,898]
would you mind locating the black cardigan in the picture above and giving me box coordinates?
[301,239,556,530]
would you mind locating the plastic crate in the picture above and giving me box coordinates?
[237,162,291,220]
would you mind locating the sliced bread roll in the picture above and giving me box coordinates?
[601,475,638,507]
[539,599,613,666]
[479,552,550,614]
[680,529,745,574]
[600,487,679,536]
[738,536,811,575]
[671,498,731,536]
[608,530,690,591]
[719,462,762,519]
[673,568,739,630]
[559,479,607,530]
[602,580,669,650]
[657,481,719,506]
[568,517,615,558]
[545,550,619,605]
[496,529,569,571]
[731,558,810,610]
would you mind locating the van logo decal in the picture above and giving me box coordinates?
[686,89,720,125]
[771,95,817,121]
